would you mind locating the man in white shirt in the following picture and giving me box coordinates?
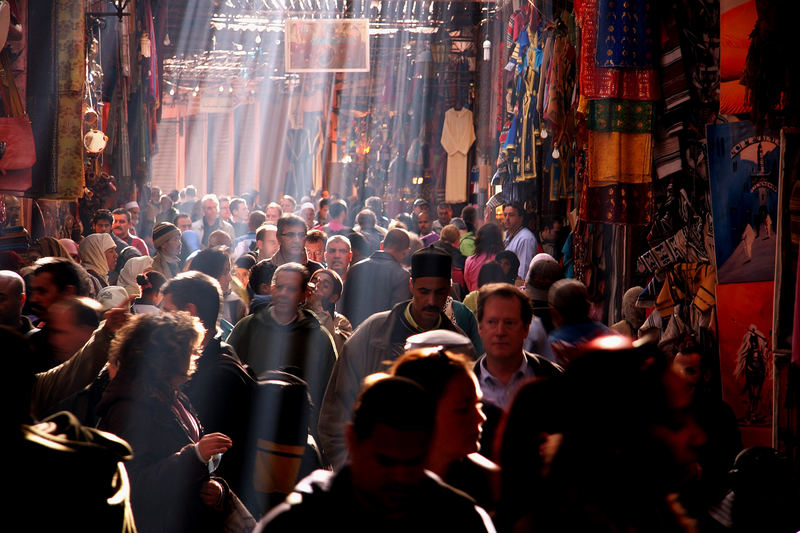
[502,202,538,280]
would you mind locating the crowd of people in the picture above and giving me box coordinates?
[5,187,798,532]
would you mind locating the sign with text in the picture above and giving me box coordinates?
[285,19,370,73]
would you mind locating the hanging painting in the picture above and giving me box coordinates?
[285,19,370,73]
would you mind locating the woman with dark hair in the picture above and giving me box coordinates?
[389,348,498,513]
[133,271,167,314]
[97,313,248,533]
[463,222,504,292]
[190,248,244,332]
[495,250,523,287]
[462,261,506,314]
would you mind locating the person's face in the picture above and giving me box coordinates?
[112,214,131,238]
[0,276,23,327]
[433,371,486,458]
[219,200,231,220]
[271,270,305,317]
[503,206,523,232]
[203,200,219,222]
[325,240,352,274]
[93,219,112,234]
[259,230,279,257]
[278,224,307,258]
[301,208,315,228]
[497,258,512,276]
[233,266,250,287]
[437,207,452,225]
[478,295,529,362]
[265,207,281,224]
[309,271,337,307]
[3,195,20,224]
[176,216,192,232]
[347,422,430,516]
[650,369,706,467]
[104,246,118,271]
[47,305,94,363]
[30,272,63,320]
[305,240,325,263]
[416,211,432,235]
[542,222,562,241]
[232,202,249,222]
[318,205,329,220]
[162,233,182,256]
[410,276,450,326]
[280,197,295,213]
[160,197,171,211]
[672,352,703,395]
[218,259,232,294]
[128,207,140,224]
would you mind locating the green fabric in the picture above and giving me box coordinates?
[586,99,654,133]
[459,232,476,257]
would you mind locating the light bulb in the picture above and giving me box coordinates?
[540,129,548,139]
[255,34,262,44]
[169,88,175,96]
[483,39,491,61]
[552,148,560,159]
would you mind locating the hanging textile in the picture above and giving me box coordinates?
[49,0,86,199]
[440,107,475,204]
[575,0,659,101]
[594,0,657,68]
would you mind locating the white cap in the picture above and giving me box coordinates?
[96,285,129,311]
[124,201,140,210]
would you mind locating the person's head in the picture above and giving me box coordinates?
[347,232,369,264]
[308,268,343,313]
[201,194,220,224]
[540,217,562,241]
[449,217,467,236]
[621,286,646,330]
[347,375,436,515]
[356,209,377,231]
[58,239,81,263]
[279,195,297,214]
[46,297,101,363]
[159,195,173,212]
[495,250,521,284]
[153,222,182,257]
[416,209,432,236]
[3,193,20,225]
[233,254,256,288]
[672,337,709,398]
[409,247,452,330]
[161,271,223,336]
[276,215,308,260]
[230,197,249,223]
[28,237,73,262]
[265,202,283,224]
[246,210,266,232]
[249,259,274,295]
[317,197,330,221]
[436,203,452,225]
[79,232,118,275]
[109,312,204,393]
[256,224,279,259]
[299,202,316,229]
[90,209,114,234]
[207,229,233,249]
[439,224,460,246]
[184,185,197,200]
[365,196,383,217]
[474,222,504,256]
[525,254,563,302]
[390,349,485,462]
[219,196,231,221]
[270,262,310,321]
[476,261,506,288]
[189,248,232,294]
[477,283,533,363]
[548,279,590,327]
[136,270,167,305]
[30,258,88,319]
[411,198,429,216]
[502,202,525,233]
[305,229,327,264]
[325,235,352,276]
[329,199,348,222]
[381,228,410,263]
[460,205,478,233]
[0,270,25,327]
[174,213,192,233]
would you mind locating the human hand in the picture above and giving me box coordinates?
[200,479,224,508]
[196,433,232,463]
[102,296,136,333]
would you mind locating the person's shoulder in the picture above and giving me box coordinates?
[524,350,564,375]
[254,470,336,532]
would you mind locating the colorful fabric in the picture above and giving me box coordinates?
[587,131,653,186]
[586,100,654,133]
[655,262,717,318]
[582,182,653,225]
[595,0,657,68]
[575,0,660,101]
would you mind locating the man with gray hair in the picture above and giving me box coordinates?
[191,193,235,246]
[325,235,352,281]
[0,270,33,334]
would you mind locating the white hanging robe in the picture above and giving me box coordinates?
[440,107,476,203]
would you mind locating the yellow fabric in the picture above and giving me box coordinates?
[656,263,717,318]
[587,130,653,186]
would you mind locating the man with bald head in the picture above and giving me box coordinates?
[340,228,412,328]
[0,270,34,334]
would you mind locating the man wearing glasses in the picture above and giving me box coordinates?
[256,214,324,289]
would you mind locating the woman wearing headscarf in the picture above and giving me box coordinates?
[79,233,118,294]
[28,237,73,262]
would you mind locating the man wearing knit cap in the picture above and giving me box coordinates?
[151,222,182,279]
[318,245,469,469]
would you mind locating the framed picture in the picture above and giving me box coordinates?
[285,19,370,73]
